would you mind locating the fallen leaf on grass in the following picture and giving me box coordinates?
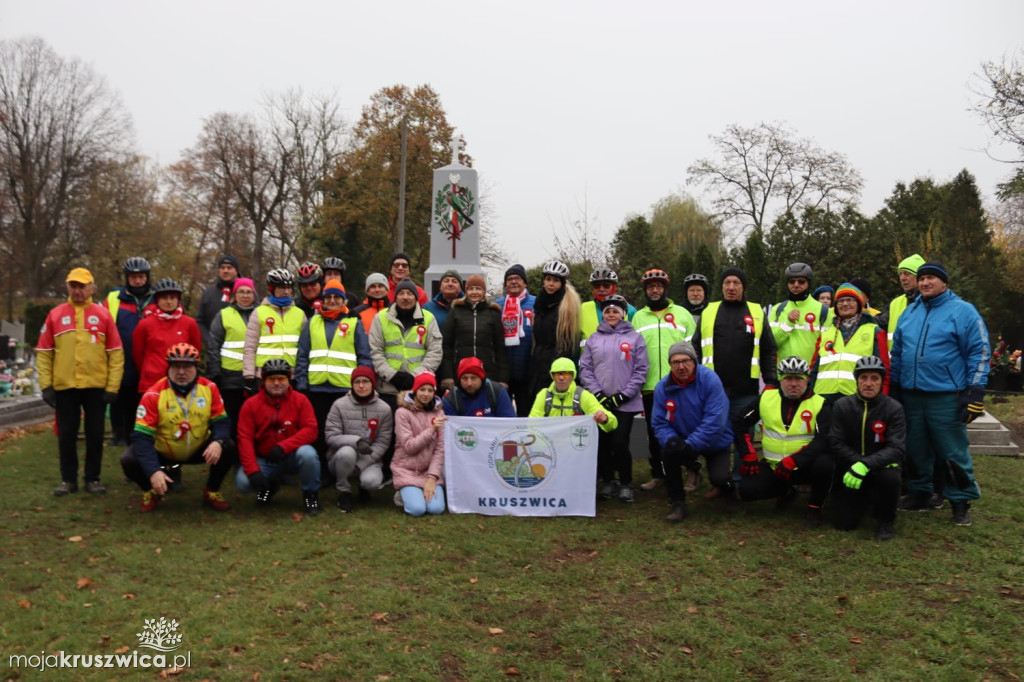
[371,612,389,623]
[681,646,694,655]
[155,548,162,554]
[527,632,539,638]
[505,667,520,676]
[76,577,94,590]
[469,578,478,584]
[115,646,130,654]
[298,662,317,670]
[490,646,501,653]
[836,594,848,601]
[122,593,135,599]
[737,540,745,546]
[687,606,698,613]
[292,513,304,522]
[69,536,83,542]
[18,599,30,609]
[488,628,504,635]
[159,667,184,678]
[588,550,599,557]
[849,637,864,644]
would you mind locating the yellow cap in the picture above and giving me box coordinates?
[66,267,94,284]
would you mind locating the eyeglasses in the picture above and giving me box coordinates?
[551,372,574,378]
[669,358,695,367]
[392,262,410,269]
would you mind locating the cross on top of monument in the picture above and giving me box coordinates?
[449,135,465,165]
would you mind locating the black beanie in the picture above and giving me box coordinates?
[917,261,949,284]
[849,277,872,299]
[391,252,410,267]
[504,264,527,284]
[720,267,747,288]
[217,254,240,271]
[394,278,418,298]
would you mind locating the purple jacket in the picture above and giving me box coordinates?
[578,319,649,413]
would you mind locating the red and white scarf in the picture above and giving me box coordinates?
[502,291,527,346]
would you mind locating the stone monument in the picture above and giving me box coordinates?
[423,135,483,295]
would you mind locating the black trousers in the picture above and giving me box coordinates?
[120,440,236,492]
[642,393,663,480]
[507,376,533,418]
[831,466,901,529]
[55,388,107,482]
[738,453,834,507]
[598,410,637,485]
[664,446,731,504]
[220,387,248,443]
[109,385,141,442]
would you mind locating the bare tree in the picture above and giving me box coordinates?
[550,188,609,266]
[972,49,1024,198]
[686,122,863,245]
[0,37,133,298]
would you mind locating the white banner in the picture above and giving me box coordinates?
[443,416,598,517]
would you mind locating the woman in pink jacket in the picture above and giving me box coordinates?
[392,372,447,516]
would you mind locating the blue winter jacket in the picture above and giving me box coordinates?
[890,288,990,392]
[423,291,456,331]
[493,291,536,379]
[441,379,516,417]
[651,364,733,453]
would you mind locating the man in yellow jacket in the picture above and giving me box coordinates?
[37,268,124,496]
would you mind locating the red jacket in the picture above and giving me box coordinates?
[387,278,428,306]
[237,385,318,475]
[132,309,202,392]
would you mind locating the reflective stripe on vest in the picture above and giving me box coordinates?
[219,307,248,370]
[760,390,825,462]
[378,308,435,372]
[544,386,584,416]
[886,295,909,342]
[770,299,832,364]
[814,325,878,395]
[307,315,359,388]
[699,301,764,379]
[255,305,304,367]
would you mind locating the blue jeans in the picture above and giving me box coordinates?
[902,391,980,503]
[399,485,446,517]
[235,444,321,493]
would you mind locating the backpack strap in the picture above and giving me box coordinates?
[573,386,584,415]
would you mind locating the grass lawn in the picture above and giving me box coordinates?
[1,422,1023,680]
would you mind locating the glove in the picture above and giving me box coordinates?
[356,439,374,455]
[607,393,627,409]
[740,452,760,477]
[843,461,869,490]
[739,405,760,429]
[264,445,287,463]
[42,386,57,408]
[662,436,685,458]
[243,378,259,396]
[392,371,414,391]
[104,391,119,404]
[961,386,985,424]
[774,455,797,481]
[247,471,269,493]
[592,390,608,406]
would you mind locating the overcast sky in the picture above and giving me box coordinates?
[3,0,1022,272]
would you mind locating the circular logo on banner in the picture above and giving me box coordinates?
[488,429,556,491]
[453,425,479,451]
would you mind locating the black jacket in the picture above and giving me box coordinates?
[829,392,905,471]
[692,299,778,397]
[440,298,509,383]
[196,278,236,356]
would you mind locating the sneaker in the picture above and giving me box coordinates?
[599,480,621,500]
[203,487,230,512]
[875,521,896,541]
[804,505,822,528]
[393,490,404,508]
[774,487,797,513]
[358,487,371,505]
[618,484,634,503]
[640,478,663,491]
[337,491,354,513]
[899,493,943,511]
[53,481,78,496]
[665,501,688,523]
[951,502,972,526]
[140,490,162,512]
[255,481,278,507]
[84,480,107,495]
[303,492,322,517]
[684,469,702,493]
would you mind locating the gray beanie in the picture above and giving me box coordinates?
[668,341,698,364]
[365,272,388,290]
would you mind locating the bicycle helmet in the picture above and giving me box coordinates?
[122,257,151,274]
[296,262,323,284]
[853,355,887,377]
[589,268,618,284]
[166,343,200,365]
[600,294,629,311]
[682,273,708,288]
[777,356,810,376]
[784,262,813,281]
[261,358,293,378]
[322,256,346,276]
[152,278,182,295]
[542,260,570,279]
[266,268,294,288]
[642,269,670,285]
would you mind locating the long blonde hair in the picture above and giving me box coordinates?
[555,283,582,355]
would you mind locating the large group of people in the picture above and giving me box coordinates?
[36,251,991,537]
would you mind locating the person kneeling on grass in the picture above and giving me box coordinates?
[828,356,905,540]
[528,357,617,430]
[235,359,322,516]
[121,343,235,512]
[324,366,393,513]
[392,372,447,517]
[442,356,516,418]
[736,356,834,528]
[651,341,734,523]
